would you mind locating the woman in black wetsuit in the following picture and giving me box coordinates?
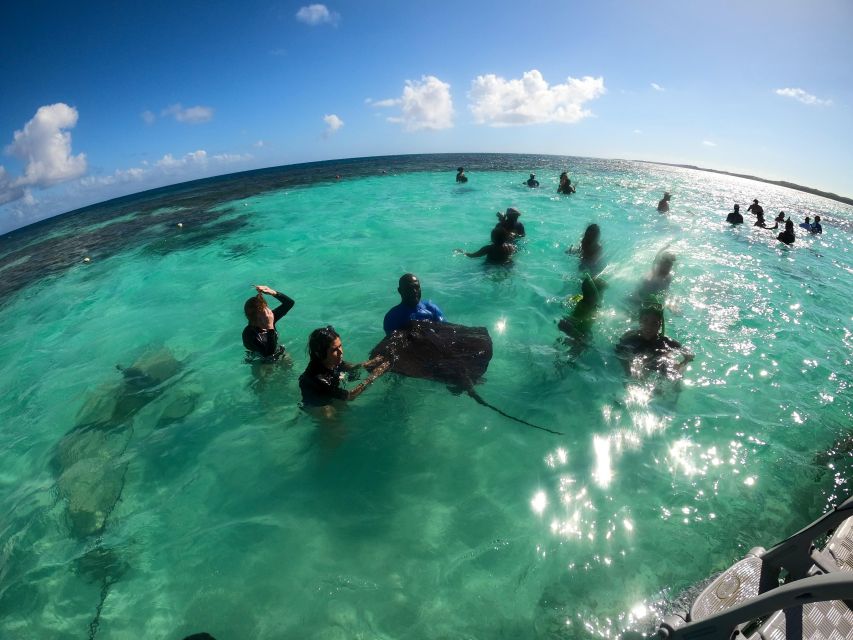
[299,326,389,407]
[242,285,295,360]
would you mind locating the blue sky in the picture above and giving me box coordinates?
[1,0,851,232]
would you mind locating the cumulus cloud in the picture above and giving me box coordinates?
[468,70,606,126]
[295,4,339,26]
[141,110,156,125]
[161,103,214,124]
[323,114,344,136]
[702,140,717,147]
[774,87,832,106]
[651,82,665,92]
[372,75,454,132]
[0,103,87,206]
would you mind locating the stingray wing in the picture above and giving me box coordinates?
[370,321,492,386]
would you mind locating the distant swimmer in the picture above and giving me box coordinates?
[525,173,540,188]
[383,273,446,335]
[567,223,603,273]
[811,216,823,234]
[299,326,390,407]
[753,211,777,229]
[495,207,526,239]
[774,211,786,223]
[747,199,764,217]
[657,192,671,213]
[558,171,576,195]
[242,285,295,361]
[726,204,744,224]
[456,167,468,183]
[799,216,812,231]
[460,227,515,264]
[777,219,796,245]
[616,305,693,379]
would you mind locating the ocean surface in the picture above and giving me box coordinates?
[1,153,851,639]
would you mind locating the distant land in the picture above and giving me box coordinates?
[638,160,853,207]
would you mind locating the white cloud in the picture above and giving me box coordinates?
[156,149,208,168]
[161,103,214,124]
[774,87,832,106]
[212,153,252,163]
[253,140,265,148]
[702,140,717,147]
[323,114,344,135]
[295,4,339,26]
[1,103,87,207]
[651,82,665,92]
[141,110,156,125]
[468,70,605,126]
[373,75,454,132]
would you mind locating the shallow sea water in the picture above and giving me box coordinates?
[1,154,852,639]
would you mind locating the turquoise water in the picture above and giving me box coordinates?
[1,154,851,639]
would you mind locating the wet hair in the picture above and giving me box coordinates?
[581,224,600,247]
[244,294,268,324]
[814,215,821,223]
[491,226,509,244]
[307,325,340,362]
[639,303,664,321]
[734,204,740,212]
[457,167,464,172]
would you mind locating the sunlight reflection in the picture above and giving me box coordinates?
[494,317,507,334]
[592,435,613,488]
[531,490,548,515]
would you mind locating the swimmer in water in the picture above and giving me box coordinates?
[495,207,526,239]
[726,204,744,224]
[298,326,390,407]
[799,216,812,231]
[634,251,676,303]
[242,285,295,361]
[776,219,796,245]
[383,273,446,335]
[460,226,515,264]
[753,211,777,229]
[615,305,693,379]
[774,211,786,223]
[456,167,468,183]
[567,224,603,272]
[657,192,671,213]
[558,172,576,195]
[811,216,823,234]
[525,173,540,188]
[558,273,605,356]
[747,199,763,217]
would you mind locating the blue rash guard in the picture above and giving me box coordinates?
[383,300,445,335]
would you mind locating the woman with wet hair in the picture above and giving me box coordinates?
[567,224,603,272]
[242,285,295,360]
[298,326,389,406]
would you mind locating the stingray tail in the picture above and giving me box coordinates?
[466,389,563,435]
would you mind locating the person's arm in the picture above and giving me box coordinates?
[465,245,491,258]
[254,285,295,322]
[425,301,446,323]
[346,361,391,400]
[664,337,693,371]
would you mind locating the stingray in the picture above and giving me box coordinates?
[370,321,562,435]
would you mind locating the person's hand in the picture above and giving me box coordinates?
[362,356,386,370]
[370,361,391,378]
[254,285,276,296]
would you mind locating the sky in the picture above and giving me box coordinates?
[1,0,852,232]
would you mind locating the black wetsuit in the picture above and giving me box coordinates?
[456,173,468,183]
[497,220,526,238]
[242,292,295,360]
[299,360,351,406]
[558,183,576,195]
[747,203,764,217]
[526,178,539,188]
[726,211,744,224]
[616,331,683,375]
[468,243,514,264]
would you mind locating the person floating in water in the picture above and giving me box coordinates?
[242,285,295,360]
[657,192,671,213]
[383,273,446,335]
[799,216,812,231]
[726,204,744,224]
[776,219,796,245]
[460,227,515,264]
[811,215,823,234]
[616,305,693,379]
[567,224,603,272]
[747,199,764,217]
[525,173,539,188]
[299,326,390,407]
[774,211,786,224]
[558,273,604,356]
[495,207,526,239]
[753,211,777,229]
[558,172,576,194]
[456,167,468,183]
[634,251,676,303]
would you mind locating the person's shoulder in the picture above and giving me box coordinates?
[661,335,682,349]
